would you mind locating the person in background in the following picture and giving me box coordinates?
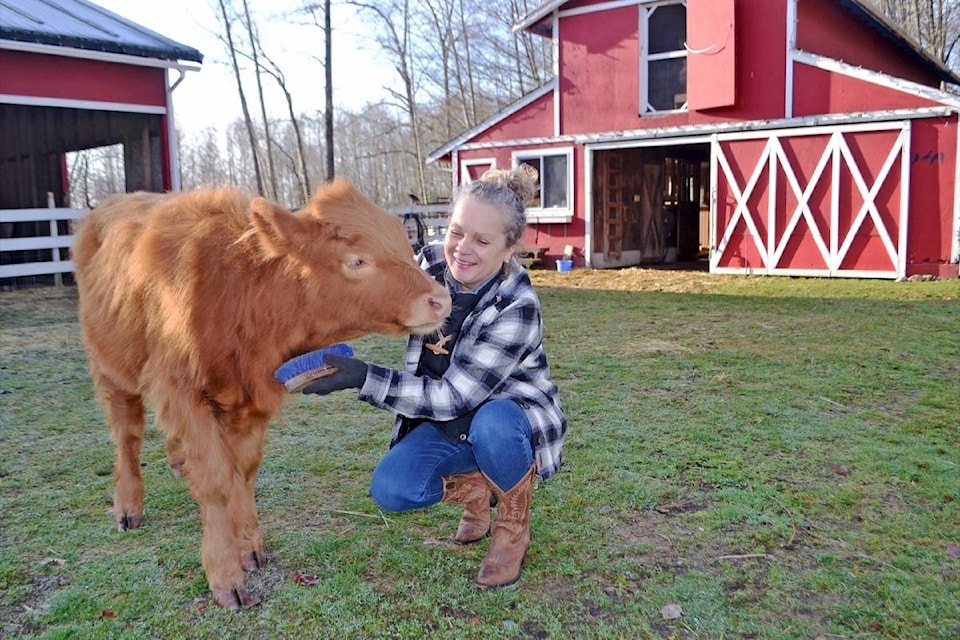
[303,164,567,588]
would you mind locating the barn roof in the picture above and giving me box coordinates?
[514,0,958,87]
[0,0,202,64]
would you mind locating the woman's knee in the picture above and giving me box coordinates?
[470,399,532,446]
[370,460,435,512]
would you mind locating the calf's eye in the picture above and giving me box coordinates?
[345,256,365,270]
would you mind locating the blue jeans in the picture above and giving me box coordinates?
[370,398,534,512]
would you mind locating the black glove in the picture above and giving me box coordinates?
[301,354,369,396]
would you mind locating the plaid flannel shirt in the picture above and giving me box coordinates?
[358,244,568,480]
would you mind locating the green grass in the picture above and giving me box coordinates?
[1,271,958,639]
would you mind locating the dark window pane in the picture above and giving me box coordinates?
[518,158,542,207]
[648,58,687,111]
[542,155,568,208]
[648,4,686,54]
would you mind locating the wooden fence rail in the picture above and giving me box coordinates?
[0,207,88,281]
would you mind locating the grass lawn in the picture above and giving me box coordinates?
[1,268,958,639]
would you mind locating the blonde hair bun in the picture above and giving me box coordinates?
[480,164,539,208]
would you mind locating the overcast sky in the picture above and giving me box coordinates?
[92,0,395,134]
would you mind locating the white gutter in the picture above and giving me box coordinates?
[0,40,201,72]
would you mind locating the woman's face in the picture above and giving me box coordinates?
[443,197,515,291]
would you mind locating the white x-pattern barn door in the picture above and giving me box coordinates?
[710,121,911,278]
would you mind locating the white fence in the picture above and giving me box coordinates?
[389,203,450,245]
[0,204,449,283]
[0,207,88,281]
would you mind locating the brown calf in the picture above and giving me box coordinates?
[73,178,451,609]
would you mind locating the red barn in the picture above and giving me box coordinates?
[429,0,960,279]
[0,0,202,208]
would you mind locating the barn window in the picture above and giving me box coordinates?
[641,1,687,114]
[460,157,496,183]
[512,147,574,223]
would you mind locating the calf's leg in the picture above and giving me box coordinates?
[102,386,147,531]
[171,406,260,609]
[232,421,268,572]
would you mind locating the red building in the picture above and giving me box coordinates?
[0,0,203,209]
[429,0,960,279]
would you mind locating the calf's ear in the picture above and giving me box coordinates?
[249,197,307,258]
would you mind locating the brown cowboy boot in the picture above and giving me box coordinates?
[441,470,492,544]
[476,464,536,588]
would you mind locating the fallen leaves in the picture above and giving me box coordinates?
[292,570,320,586]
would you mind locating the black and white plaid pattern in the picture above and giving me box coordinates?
[359,244,568,480]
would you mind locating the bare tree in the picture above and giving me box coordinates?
[351,0,430,201]
[241,0,279,199]
[876,0,960,72]
[216,0,265,195]
[258,49,312,201]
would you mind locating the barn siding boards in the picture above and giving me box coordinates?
[0,49,167,108]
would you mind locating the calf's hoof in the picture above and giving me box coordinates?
[212,586,261,610]
[241,549,268,572]
[115,513,142,531]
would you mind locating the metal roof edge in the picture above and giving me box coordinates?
[447,106,956,152]
[513,0,563,33]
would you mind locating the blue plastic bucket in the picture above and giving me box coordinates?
[556,259,573,273]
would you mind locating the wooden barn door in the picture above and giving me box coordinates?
[639,162,665,261]
[711,121,910,278]
[595,153,626,260]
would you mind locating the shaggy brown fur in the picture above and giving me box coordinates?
[73,178,451,609]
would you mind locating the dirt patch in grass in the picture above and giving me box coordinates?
[530,266,725,294]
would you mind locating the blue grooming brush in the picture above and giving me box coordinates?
[274,343,356,393]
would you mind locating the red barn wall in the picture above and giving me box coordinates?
[792,64,943,115]
[0,50,167,107]
[558,5,639,134]
[469,92,555,144]
[907,118,957,274]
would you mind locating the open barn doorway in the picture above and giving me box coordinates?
[591,142,711,269]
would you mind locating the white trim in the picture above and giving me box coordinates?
[0,40,201,72]
[513,0,564,33]
[553,13,561,137]
[710,121,911,278]
[165,68,181,191]
[560,0,639,19]
[584,146,594,267]
[589,133,714,151]
[792,50,960,109]
[451,106,954,153]
[451,149,460,193]
[512,145,575,223]
[785,0,798,118]
[640,1,688,115]
[0,93,167,114]
[459,157,497,182]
